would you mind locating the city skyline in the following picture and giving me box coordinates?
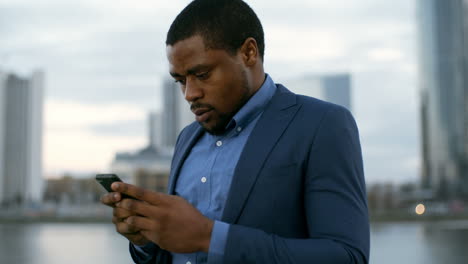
[1,0,419,184]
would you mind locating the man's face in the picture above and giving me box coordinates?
[166,35,252,135]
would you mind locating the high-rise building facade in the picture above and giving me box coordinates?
[161,78,193,147]
[149,111,163,149]
[177,85,195,135]
[418,0,468,198]
[0,72,6,204]
[284,73,352,112]
[162,78,179,147]
[321,74,352,111]
[0,71,44,206]
[464,0,468,190]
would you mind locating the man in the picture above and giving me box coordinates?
[101,0,370,263]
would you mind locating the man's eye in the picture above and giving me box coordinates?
[175,79,186,85]
[196,72,209,80]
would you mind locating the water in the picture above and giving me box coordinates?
[370,221,468,264]
[0,223,132,264]
[0,221,467,264]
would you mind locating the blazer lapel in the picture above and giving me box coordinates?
[222,85,301,223]
[167,124,204,194]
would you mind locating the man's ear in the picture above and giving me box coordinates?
[240,37,259,67]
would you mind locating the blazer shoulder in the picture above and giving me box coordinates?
[298,93,351,116]
[277,83,354,123]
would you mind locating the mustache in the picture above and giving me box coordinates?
[190,103,213,111]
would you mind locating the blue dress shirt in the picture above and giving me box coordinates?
[134,74,276,264]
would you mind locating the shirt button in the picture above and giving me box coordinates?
[237,127,242,132]
[216,140,223,147]
[201,177,207,183]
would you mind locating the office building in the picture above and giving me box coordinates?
[111,78,194,191]
[285,73,352,112]
[111,112,173,192]
[177,85,194,135]
[0,71,44,206]
[161,79,179,147]
[161,79,193,147]
[0,72,6,205]
[418,0,468,198]
[109,145,172,192]
[149,111,163,149]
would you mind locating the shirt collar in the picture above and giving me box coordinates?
[225,73,277,132]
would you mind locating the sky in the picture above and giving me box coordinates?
[0,0,419,184]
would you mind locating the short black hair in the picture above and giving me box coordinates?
[166,0,265,60]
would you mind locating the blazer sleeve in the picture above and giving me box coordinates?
[128,125,194,264]
[129,242,172,264]
[222,106,370,264]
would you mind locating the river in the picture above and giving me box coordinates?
[1,221,467,263]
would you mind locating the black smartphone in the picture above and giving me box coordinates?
[95,173,135,200]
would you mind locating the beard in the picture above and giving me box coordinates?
[199,70,251,136]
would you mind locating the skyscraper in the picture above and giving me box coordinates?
[418,0,468,198]
[321,74,352,111]
[161,78,193,147]
[149,111,163,149]
[0,71,44,206]
[162,78,179,147]
[0,72,6,205]
[284,73,352,112]
[177,85,194,135]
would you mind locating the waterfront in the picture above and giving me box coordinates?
[0,221,467,263]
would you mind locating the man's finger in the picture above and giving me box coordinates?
[125,215,158,231]
[116,221,140,235]
[100,192,121,206]
[113,207,135,219]
[111,182,166,205]
[116,198,161,218]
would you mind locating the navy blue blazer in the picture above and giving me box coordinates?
[130,84,370,264]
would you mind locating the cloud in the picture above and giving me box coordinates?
[0,2,175,106]
[3,0,421,184]
[44,128,145,173]
[253,0,414,26]
[266,26,347,62]
[90,120,146,138]
[367,48,405,62]
[46,100,146,129]
[44,100,148,172]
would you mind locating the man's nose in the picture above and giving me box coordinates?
[184,78,203,102]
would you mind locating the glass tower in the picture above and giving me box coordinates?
[418,0,468,198]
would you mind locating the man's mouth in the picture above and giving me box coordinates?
[193,108,213,123]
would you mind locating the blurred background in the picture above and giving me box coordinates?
[0,0,467,263]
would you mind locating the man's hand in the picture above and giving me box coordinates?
[100,191,150,246]
[112,182,214,253]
